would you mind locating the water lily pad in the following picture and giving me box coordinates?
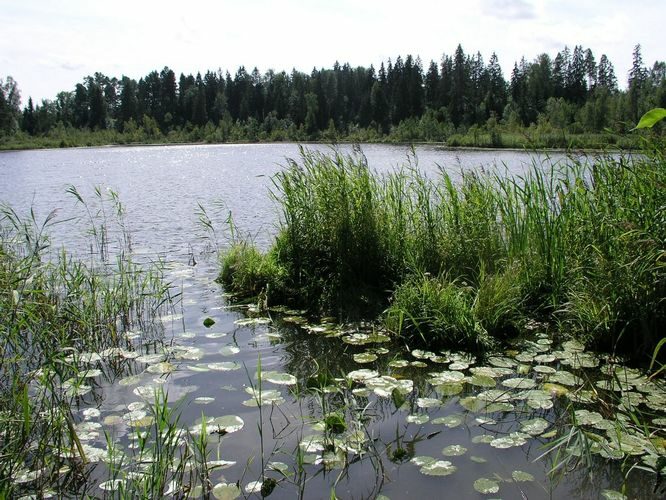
[208,362,240,371]
[420,460,457,476]
[354,352,378,364]
[521,418,549,435]
[346,369,379,382]
[388,359,410,368]
[502,377,536,389]
[449,362,469,371]
[574,410,604,425]
[406,414,430,425]
[533,365,556,374]
[262,371,297,386]
[411,456,435,466]
[429,370,466,384]
[432,414,464,428]
[212,482,241,500]
[436,383,464,396]
[512,470,534,482]
[416,397,442,408]
[469,374,497,387]
[136,353,166,364]
[472,435,495,444]
[488,356,516,368]
[490,432,530,449]
[268,461,290,474]
[442,444,467,456]
[219,345,240,356]
[412,349,435,360]
[474,477,500,494]
[243,387,284,406]
[207,415,245,434]
[205,331,227,339]
[146,362,176,374]
[245,481,262,493]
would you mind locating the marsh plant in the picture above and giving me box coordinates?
[0,189,174,497]
[221,140,665,356]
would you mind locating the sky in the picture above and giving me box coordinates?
[1,0,664,104]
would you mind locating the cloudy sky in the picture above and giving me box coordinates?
[1,0,663,104]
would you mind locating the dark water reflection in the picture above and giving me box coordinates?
[1,144,658,499]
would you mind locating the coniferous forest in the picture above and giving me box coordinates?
[1,43,664,149]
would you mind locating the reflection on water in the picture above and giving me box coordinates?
[1,144,660,498]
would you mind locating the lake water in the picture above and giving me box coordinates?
[0,144,659,499]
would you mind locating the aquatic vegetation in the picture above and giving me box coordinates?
[221,143,665,356]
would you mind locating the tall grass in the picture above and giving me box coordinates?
[0,191,173,497]
[221,143,665,355]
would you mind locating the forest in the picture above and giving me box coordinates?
[1,43,664,149]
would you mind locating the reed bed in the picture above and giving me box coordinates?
[221,142,665,355]
[0,192,176,497]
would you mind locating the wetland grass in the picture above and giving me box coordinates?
[0,192,190,497]
[220,142,666,357]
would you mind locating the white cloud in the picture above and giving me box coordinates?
[0,0,663,102]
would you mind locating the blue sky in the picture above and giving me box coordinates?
[1,0,663,103]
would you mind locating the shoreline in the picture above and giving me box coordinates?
[0,138,634,155]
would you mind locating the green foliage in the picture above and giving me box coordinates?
[384,274,492,350]
[4,43,664,149]
[0,193,173,497]
[221,145,666,355]
[633,107,666,129]
[219,242,287,306]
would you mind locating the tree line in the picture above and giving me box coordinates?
[1,44,664,144]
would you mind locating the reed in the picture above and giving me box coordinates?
[221,141,665,355]
[0,190,173,497]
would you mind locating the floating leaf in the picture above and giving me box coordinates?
[146,362,176,374]
[442,444,467,456]
[416,397,442,408]
[512,470,534,482]
[432,414,464,428]
[420,460,457,476]
[490,432,530,449]
[406,414,430,425]
[219,346,240,356]
[354,352,378,364]
[473,477,500,494]
[212,482,241,500]
[521,418,549,436]
[207,362,240,371]
[262,371,297,386]
[470,456,487,463]
[203,317,216,328]
[410,456,435,466]
[346,369,379,382]
[502,377,536,389]
[469,374,496,387]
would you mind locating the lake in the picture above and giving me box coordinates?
[0,143,659,499]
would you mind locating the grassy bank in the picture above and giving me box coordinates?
[220,142,665,356]
[0,121,640,151]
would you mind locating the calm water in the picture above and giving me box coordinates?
[0,144,656,499]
